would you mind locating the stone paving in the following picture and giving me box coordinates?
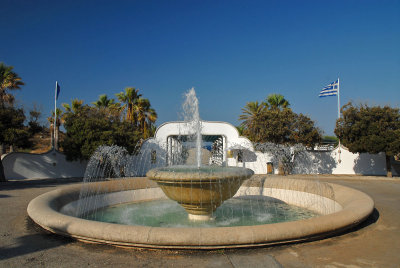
[0,175,399,267]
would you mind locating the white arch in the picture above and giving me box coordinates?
[152,120,254,151]
[133,121,254,176]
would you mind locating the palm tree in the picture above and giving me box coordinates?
[0,64,24,181]
[62,98,84,113]
[134,98,157,138]
[265,94,290,110]
[239,101,265,141]
[47,108,63,150]
[93,94,125,120]
[108,102,125,119]
[0,62,24,106]
[115,87,142,124]
[92,94,116,108]
[149,124,157,138]
[236,125,245,136]
[239,101,265,128]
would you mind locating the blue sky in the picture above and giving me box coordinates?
[1,0,399,135]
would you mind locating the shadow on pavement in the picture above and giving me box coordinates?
[299,207,380,245]
[0,218,74,261]
[0,233,69,261]
[0,178,83,191]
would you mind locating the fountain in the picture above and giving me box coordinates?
[146,88,253,220]
[147,166,253,221]
[27,88,375,249]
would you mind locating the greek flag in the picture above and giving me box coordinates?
[319,80,338,97]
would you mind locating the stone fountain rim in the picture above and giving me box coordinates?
[27,177,374,249]
[146,166,254,182]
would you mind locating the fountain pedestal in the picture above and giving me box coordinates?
[147,166,254,220]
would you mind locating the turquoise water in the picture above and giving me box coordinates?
[85,197,320,228]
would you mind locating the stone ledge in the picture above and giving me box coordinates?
[27,177,374,249]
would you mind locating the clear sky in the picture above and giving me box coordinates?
[1,0,399,135]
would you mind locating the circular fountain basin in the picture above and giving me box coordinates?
[146,166,254,220]
[27,177,374,249]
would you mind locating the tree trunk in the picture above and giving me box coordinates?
[0,158,6,182]
[386,154,392,178]
[0,144,5,155]
[0,96,6,180]
[50,124,54,149]
[278,161,285,175]
[55,125,59,150]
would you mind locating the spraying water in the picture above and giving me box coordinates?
[182,88,202,168]
[73,87,334,226]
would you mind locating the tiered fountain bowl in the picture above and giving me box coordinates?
[146,166,254,221]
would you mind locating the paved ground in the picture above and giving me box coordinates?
[0,175,399,268]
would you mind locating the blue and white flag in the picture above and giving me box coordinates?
[55,81,61,100]
[319,80,338,97]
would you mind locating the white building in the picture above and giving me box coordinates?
[134,120,396,176]
[131,120,254,176]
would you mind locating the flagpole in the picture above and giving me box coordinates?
[337,78,341,119]
[53,81,57,150]
[337,78,341,163]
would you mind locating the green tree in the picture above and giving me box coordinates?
[250,108,296,144]
[265,93,290,110]
[116,87,142,124]
[335,102,400,177]
[245,103,321,176]
[28,104,44,135]
[148,124,157,138]
[135,98,157,139]
[61,105,143,161]
[92,94,124,119]
[239,96,321,147]
[0,106,31,181]
[236,125,245,136]
[290,113,322,147]
[239,101,265,141]
[0,63,26,181]
[62,98,84,113]
[0,63,24,106]
[92,94,116,108]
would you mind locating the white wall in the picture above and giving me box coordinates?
[1,149,87,180]
[241,145,393,176]
[1,145,395,179]
[139,121,395,176]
